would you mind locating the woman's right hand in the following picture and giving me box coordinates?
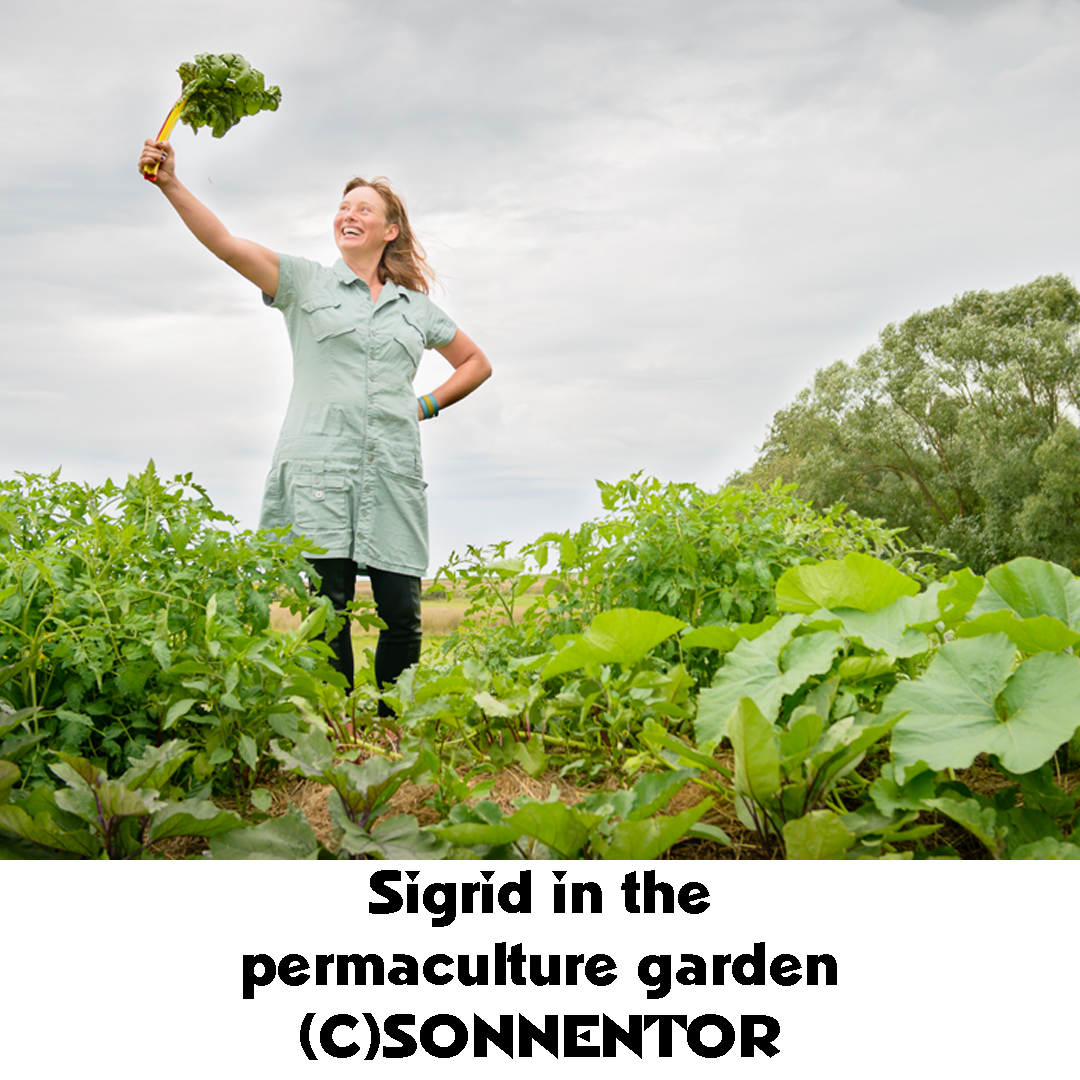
[138,139,175,184]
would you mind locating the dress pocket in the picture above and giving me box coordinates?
[301,297,355,342]
[393,320,426,367]
[289,465,353,544]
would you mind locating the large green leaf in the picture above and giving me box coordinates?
[936,567,984,626]
[210,804,319,860]
[334,812,449,860]
[695,619,842,744]
[869,763,936,815]
[776,553,919,614]
[640,719,734,780]
[1011,837,1080,860]
[542,608,686,678]
[972,557,1080,627]
[627,768,699,821]
[430,821,521,847]
[122,739,193,791]
[595,801,714,860]
[0,804,101,857]
[728,698,781,803]
[822,592,938,658]
[0,760,19,803]
[890,636,1080,773]
[148,799,244,842]
[679,619,778,653]
[783,810,855,860]
[0,706,40,739]
[508,801,601,858]
[954,610,1080,653]
[270,731,336,778]
[680,625,740,652]
[924,795,1007,857]
[807,713,903,796]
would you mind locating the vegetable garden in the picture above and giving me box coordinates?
[4,463,1080,860]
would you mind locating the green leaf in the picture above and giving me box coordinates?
[0,706,39,739]
[0,730,47,763]
[776,553,919,614]
[148,799,244,842]
[164,698,197,730]
[474,691,514,718]
[210,805,319,859]
[837,656,897,681]
[0,803,101,857]
[924,794,1007,856]
[0,760,19,803]
[1011,837,1080,860]
[870,763,936,815]
[680,625,739,651]
[122,739,192,790]
[975,557,1080,628]
[937,567,984,626]
[890,636,1080,773]
[826,597,934,658]
[250,789,273,812]
[151,640,172,670]
[237,733,259,771]
[627,767,698,821]
[687,821,732,846]
[595,800,713,860]
[508,801,600,858]
[270,731,335,778]
[783,809,855,860]
[695,619,842,743]
[55,708,94,729]
[296,602,328,642]
[542,608,686,678]
[208,745,234,766]
[514,736,548,778]
[431,821,522,847]
[954,610,1080,654]
[728,697,781,803]
[640,719,733,779]
[334,812,449,859]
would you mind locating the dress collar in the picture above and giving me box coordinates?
[332,260,408,305]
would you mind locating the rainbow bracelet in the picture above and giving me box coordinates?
[419,393,440,420]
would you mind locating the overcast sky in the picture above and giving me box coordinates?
[5,0,1080,571]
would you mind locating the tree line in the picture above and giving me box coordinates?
[732,274,1080,573]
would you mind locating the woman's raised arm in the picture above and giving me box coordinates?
[138,139,280,298]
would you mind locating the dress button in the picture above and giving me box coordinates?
[314,490,324,500]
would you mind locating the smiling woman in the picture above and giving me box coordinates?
[136,139,492,709]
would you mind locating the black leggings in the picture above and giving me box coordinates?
[307,559,422,709]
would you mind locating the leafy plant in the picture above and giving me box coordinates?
[437,474,925,683]
[0,741,243,860]
[175,53,281,138]
[431,769,726,860]
[0,463,334,798]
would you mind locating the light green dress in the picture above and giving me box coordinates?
[258,254,457,576]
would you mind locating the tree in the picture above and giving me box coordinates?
[732,275,1080,572]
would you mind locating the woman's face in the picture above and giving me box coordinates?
[334,186,399,258]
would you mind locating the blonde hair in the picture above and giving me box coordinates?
[342,176,434,294]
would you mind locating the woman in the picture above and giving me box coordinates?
[138,139,491,704]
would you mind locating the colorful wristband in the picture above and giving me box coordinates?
[419,393,439,419]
